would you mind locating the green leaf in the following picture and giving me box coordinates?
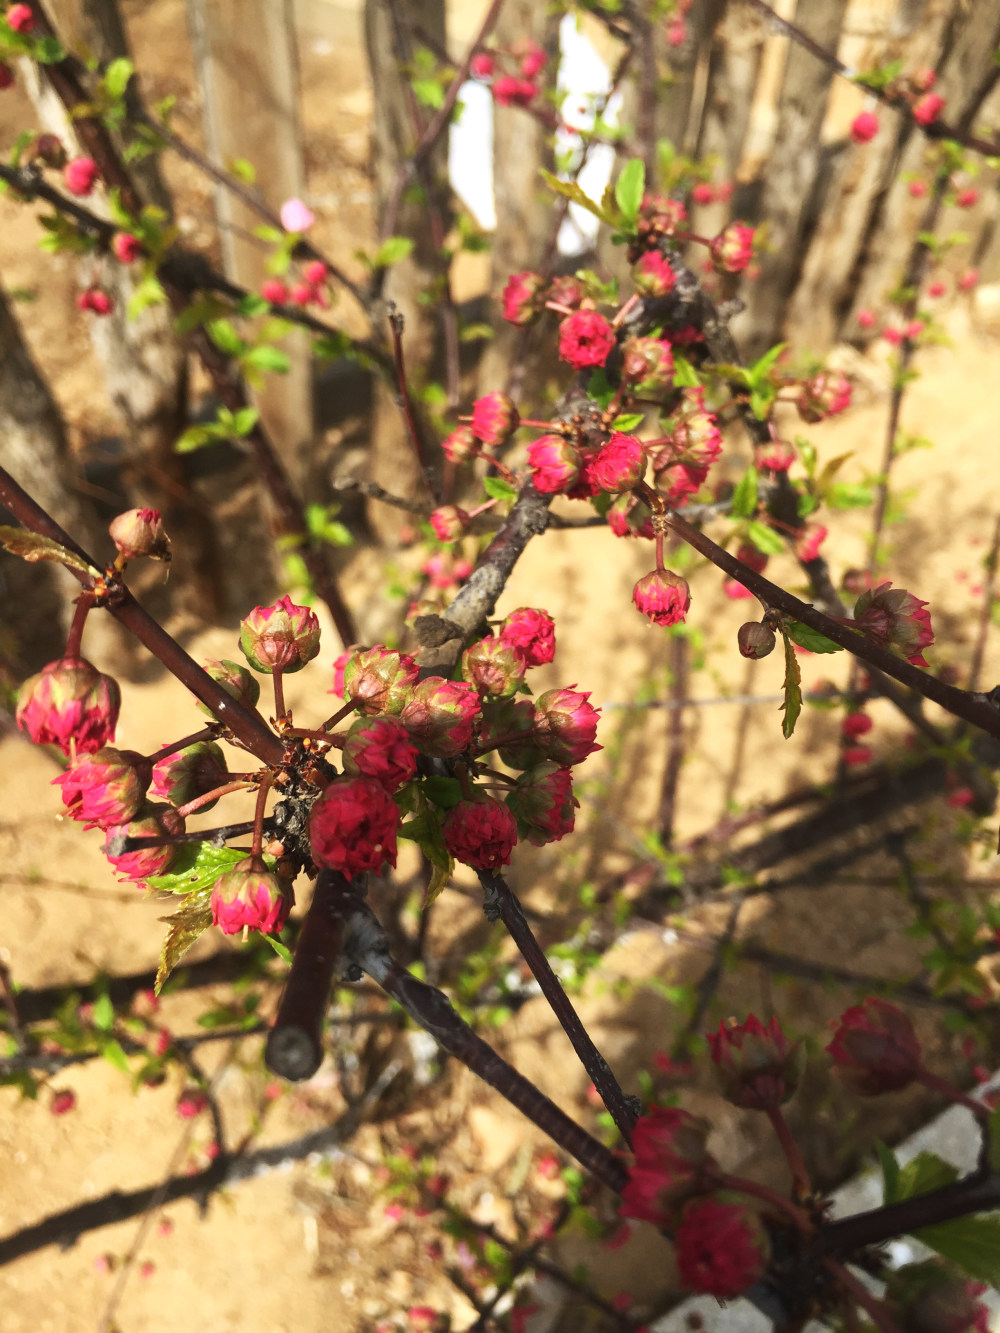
[746,520,784,556]
[586,366,615,409]
[614,158,645,223]
[671,353,701,388]
[419,775,463,809]
[914,1213,1000,1286]
[146,842,249,897]
[34,35,66,64]
[896,1150,960,1200]
[174,424,213,454]
[126,275,167,319]
[237,293,270,319]
[540,169,618,226]
[155,891,214,994]
[262,933,292,964]
[100,1038,131,1075]
[784,621,843,654]
[746,342,787,389]
[230,158,257,185]
[232,406,260,437]
[779,627,802,739]
[483,476,517,504]
[412,77,445,110]
[243,344,291,374]
[92,993,115,1033]
[458,322,494,343]
[206,319,246,357]
[875,1140,901,1204]
[749,385,775,421]
[373,236,414,268]
[731,466,759,519]
[0,526,96,575]
[828,481,874,509]
[102,57,134,101]
[611,413,644,431]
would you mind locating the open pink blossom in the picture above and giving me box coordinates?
[442,795,518,870]
[633,569,691,627]
[279,197,315,232]
[500,607,556,667]
[308,775,399,875]
[558,309,615,369]
[675,1196,768,1298]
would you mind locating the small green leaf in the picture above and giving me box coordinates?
[103,57,134,101]
[671,353,701,388]
[611,413,644,431]
[92,993,115,1032]
[206,319,246,357]
[230,158,256,185]
[896,1150,960,1200]
[237,293,270,319]
[784,621,843,654]
[419,776,463,809]
[155,891,214,994]
[779,627,802,739]
[731,466,759,518]
[586,367,615,409]
[262,933,292,964]
[232,406,260,437]
[746,342,787,389]
[458,322,494,343]
[540,169,618,226]
[828,481,874,509]
[483,476,517,504]
[0,526,96,575]
[412,77,445,109]
[875,1140,901,1204]
[243,344,291,374]
[914,1213,1000,1286]
[174,424,213,454]
[614,158,645,223]
[34,34,66,63]
[373,236,414,268]
[746,520,784,556]
[100,1038,131,1075]
[147,843,248,896]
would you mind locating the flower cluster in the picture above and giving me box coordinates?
[470,38,546,108]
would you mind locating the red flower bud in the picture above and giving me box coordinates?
[707,1014,804,1109]
[112,231,142,264]
[64,156,99,196]
[470,51,494,79]
[108,507,170,561]
[797,372,852,424]
[913,92,945,126]
[441,425,478,463]
[737,621,776,659]
[633,569,691,627]
[211,857,290,935]
[400,677,481,757]
[827,997,922,1095]
[850,111,879,144]
[633,249,676,297]
[17,657,120,756]
[195,658,261,718]
[526,434,580,494]
[501,270,544,326]
[492,74,537,107]
[557,309,616,370]
[53,746,151,829]
[343,646,419,716]
[640,192,687,234]
[620,1107,717,1226]
[103,802,185,885]
[471,391,519,447]
[842,711,873,739]
[532,687,601,766]
[507,762,577,845]
[308,775,399,876]
[590,432,646,493]
[621,336,674,395]
[675,1195,769,1298]
[342,715,418,790]
[462,635,526,698]
[430,504,470,543]
[499,606,556,667]
[151,741,228,811]
[261,277,289,304]
[852,581,934,666]
[709,222,755,274]
[442,794,518,870]
[239,594,320,674]
[6,4,34,33]
[50,1089,76,1115]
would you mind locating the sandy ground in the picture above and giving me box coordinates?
[3,2,1000,1332]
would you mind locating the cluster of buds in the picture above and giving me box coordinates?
[76,287,114,317]
[470,38,546,109]
[261,259,328,309]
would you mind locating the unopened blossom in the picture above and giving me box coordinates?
[508,762,577,845]
[462,636,526,698]
[195,657,261,717]
[470,51,494,79]
[842,712,873,739]
[532,687,601,765]
[471,391,518,446]
[909,179,929,198]
[852,581,934,666]
[738,621,776,659]
[501,269,543,326]
[662,462,709,504]
[239,595,320,674]
[17,658,120,756]
[958,268,979,291]
[308,775,399,875]
[54,747,151,829]
[342,715,418,789]
[708,1014,803,1110]
[709,222,754,274]
[558,309,616,369]
[442,795,518,870]
[757,442,796,472]
[499,607,556,667]
[619,1107,717,1226]
[913,92,945,126]
[607,495,654,540]
[112,231,142,264]
[622,336,674,395]
[797,372,852,423]
[177,1088,207,1119]
[519,38,546,79]
[843,745,873,767]
[152,741,228,811]
[109,507,170,561]
[526,434,580,493]
[6,5,34,33]
[850,111,879,144]
[50,1089,76,1115]
[827,997,923,1095]
[343,646,419,716]
[279,197,314,232]
[401,676,480,757]
[304,260,326,286]
[590,433,646,493]
[103,802,185,884]
[633,569,691,627]
[261,277,289,304]
[476,696,538,768]
[633,249,676,297]
[64,156,99,196]
[211,858,289,935]
[956,187,978,208]
[430,505,470,544]
[663,387,722,469]
[887,1260,991,1333]
[675,1196,769,1298]
[548,274,584,309]
[796,523,828,563]
[441,425,478,463]
[77,288,114,316]
[640,193,687,235]
[492,74,537,107]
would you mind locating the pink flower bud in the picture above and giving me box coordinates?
[590,432,646,493]
[342,715,418,790]
[64,156,99,196]
[640,193,687,235]
[103,802,185,884]
[795,522,828,563]
[620,1107,717,1226]
[6,4,34,33]
[654,387,722,470]
[442,794,518,870]
[526,433,580,493]
[958,268,979,291]
[519,39,546,80]
[633,569,691,627]
[308,775,399,875]
[844,745,873,767]
[507,762,577,845]
[441,424,478,463]
[303,260,326,286]
[195,658,261,718]
[621,336,674,395]
[342,645,419,716]
[913,92,945,126]
[852,581,934,665]
[675,1195,769,1298]
[548,274,585,309]
[430,504,470,543]
[492,74,537,107]
[462,636,526,698]
[956,187,978,209]
[17,657,121,756]
[797,371,851,423]
[850,111,879,144]
[108,506,170,561]
[239,594,320,674]
[112,231,142,263]
[909,179,928,198]
[842,711,873,739]
[501,269,544,326]
[211,857,290,935]
[532,687,601,766]
[499,606,555,667]
[50,1089,76,1115]
[53,747,151,828]
[176,1088,207,1119]
[737,621,776,659]
[279,197,314,233]
[400,677,481,757]
[471,391,519,446]
[633,249,676,297]
[827,997,922,1094]
[927,280,947,298]
[757,442,796,472]
[470,51,494,79]
[707,1014,803,1109]
[691,181,714,205]
[557,309,616,369]
[261,277,289,304]
[857,307,876,328]
[77,287,114,316]
[152,741,228,811]
[709,222,755,274]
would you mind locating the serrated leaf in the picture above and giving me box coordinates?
[611,413,644,431]
[540,169,618,225]
[875,1140,901,1204]
[914,1213,1000,1286]
[92,993,115,1033]
[424,856,454,908]
[100,1038,131,1074]
[779,628,802,739]
[147,842,248,896]
[373,236,414,268]
[483,476,517,504]
[746,520,785,556]
[731,466,758,519]
[155,891,214,994]
[0,526,96,575]
[784,621,843,654]
[243,344,290,374]
[614,158,645,222]
[586,366,615,409]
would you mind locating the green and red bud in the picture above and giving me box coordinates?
[151,741,228,811]
[633,569,691,627]
[196,658,261,718]
[400,677,481,757]
[342,646,419,716]
[210,857,290,936]
[239,595,321,674]
[462,635,526,698]
[17,657,121,757]
[53,747,151,829]
[507,762,577,845]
